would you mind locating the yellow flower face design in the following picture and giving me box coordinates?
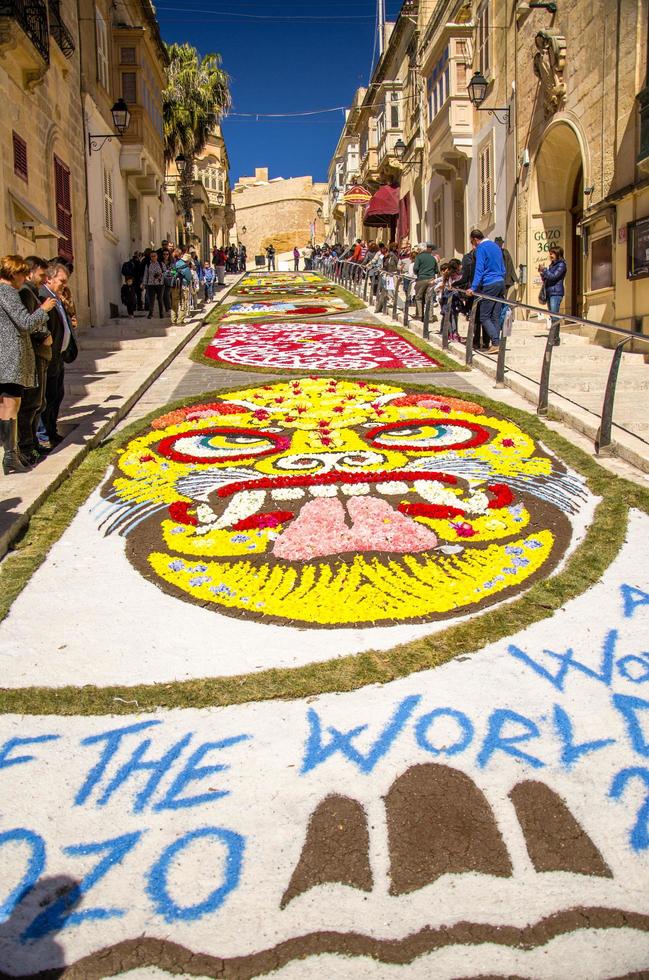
[102,380,581,627]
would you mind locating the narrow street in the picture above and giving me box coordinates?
[1,273,649,978]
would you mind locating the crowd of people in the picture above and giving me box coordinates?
[120,241,247,323]
[0,254,77,474]
[315,231,565,351]
[0,237,250,475]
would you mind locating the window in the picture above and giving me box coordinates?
[389,91,400,129]
[427,49,450,122]
[54,155,73,261]
[120,46,136,64]
[122,71,137,104]
[476,1,490,75]
[95,11,109,89]
[627,217,649,279]
[591,234,613,290]
[12,132,28,182]
[478,138,493,222]
[103,166,113,233]
[360,130,369,159]
[432,192,443,250]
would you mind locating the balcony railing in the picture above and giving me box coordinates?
[0,0,49,64]
[48,0,74,58]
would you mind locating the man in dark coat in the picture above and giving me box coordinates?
[17,256,52,463]
[40,261,72,447]
[495,236,519,295]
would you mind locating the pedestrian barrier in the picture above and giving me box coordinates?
[314,257,649,458]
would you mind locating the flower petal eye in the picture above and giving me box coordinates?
[157,427,289,464]
[366,418,490,453]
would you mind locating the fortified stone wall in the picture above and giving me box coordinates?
[232,170,326,258]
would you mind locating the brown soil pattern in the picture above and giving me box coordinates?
[510,780,613,877]
[280,794,372,908]
[385,763,512,894]
[4,908,649,979]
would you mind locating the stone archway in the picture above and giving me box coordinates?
[530,120,586,315]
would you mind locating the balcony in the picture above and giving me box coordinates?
[48,0,74,58]
[0,0,49,88]
[377,128,402,167]
[425,93,472,175]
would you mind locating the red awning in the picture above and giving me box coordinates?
[363,184,400,228]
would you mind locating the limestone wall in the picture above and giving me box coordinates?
[232,172,326,258]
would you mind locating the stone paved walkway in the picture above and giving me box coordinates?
[1,273,648,979]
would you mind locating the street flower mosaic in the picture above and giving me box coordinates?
[203,320,442,371]
[101,379,587,627]
[219,299,350,322]
[235,283,336,297]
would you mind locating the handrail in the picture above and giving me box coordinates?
[314,256,649,461]
[455,287,649,345]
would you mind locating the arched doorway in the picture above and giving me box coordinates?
[530,122,585,315]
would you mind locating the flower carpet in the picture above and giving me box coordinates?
[219,299,350,322]
[1,271,649,978]
[236,283,337,296]
[99,379,583,628]
[202,321,442,372]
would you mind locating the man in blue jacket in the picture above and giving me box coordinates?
[466,229,505,353]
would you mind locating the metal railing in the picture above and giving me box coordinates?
[314,256,649,458]
[48,0,75,58]
[0,0,50,63]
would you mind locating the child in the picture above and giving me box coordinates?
[203,262,216,302]
[441,259,462,341]
[121,276,137,318]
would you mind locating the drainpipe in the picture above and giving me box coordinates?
[76,0,96,328]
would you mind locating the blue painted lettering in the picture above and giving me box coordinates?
[415,708,474,757]
[154,735,250,812]
[552,704,615,767]
[613,693,649,757]
[75,720,160,805]
[96,733,193,813]
[0,829,46,923]
[146,827,244,922]
[621,583,649,619]
[21,831,142,941]
[609,767,649,851]
[477,709,545,770]
[301,696,421,774]
[0,735,59,773]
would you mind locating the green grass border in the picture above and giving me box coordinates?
[1,380,647,716]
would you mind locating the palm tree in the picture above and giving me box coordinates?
[163,43,231,244]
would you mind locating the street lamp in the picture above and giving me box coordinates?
[175,153,187,174]
[241,225,247,234]
[393,138,407,161]
[88,98,131,155]
[316,207,323,219]
[216,192,224,205]
[467,71,510,127]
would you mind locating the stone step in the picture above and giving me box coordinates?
[79,336,172,351]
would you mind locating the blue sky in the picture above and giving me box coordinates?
[154,1,405,184]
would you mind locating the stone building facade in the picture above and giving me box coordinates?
[165,126,235,259]
[326,0,649,341]
[232,168,326,260]
[0,0,91,325]
[79,0,174,323]
[514,0,648,339]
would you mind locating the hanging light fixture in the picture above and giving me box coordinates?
[467,70,489,108]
